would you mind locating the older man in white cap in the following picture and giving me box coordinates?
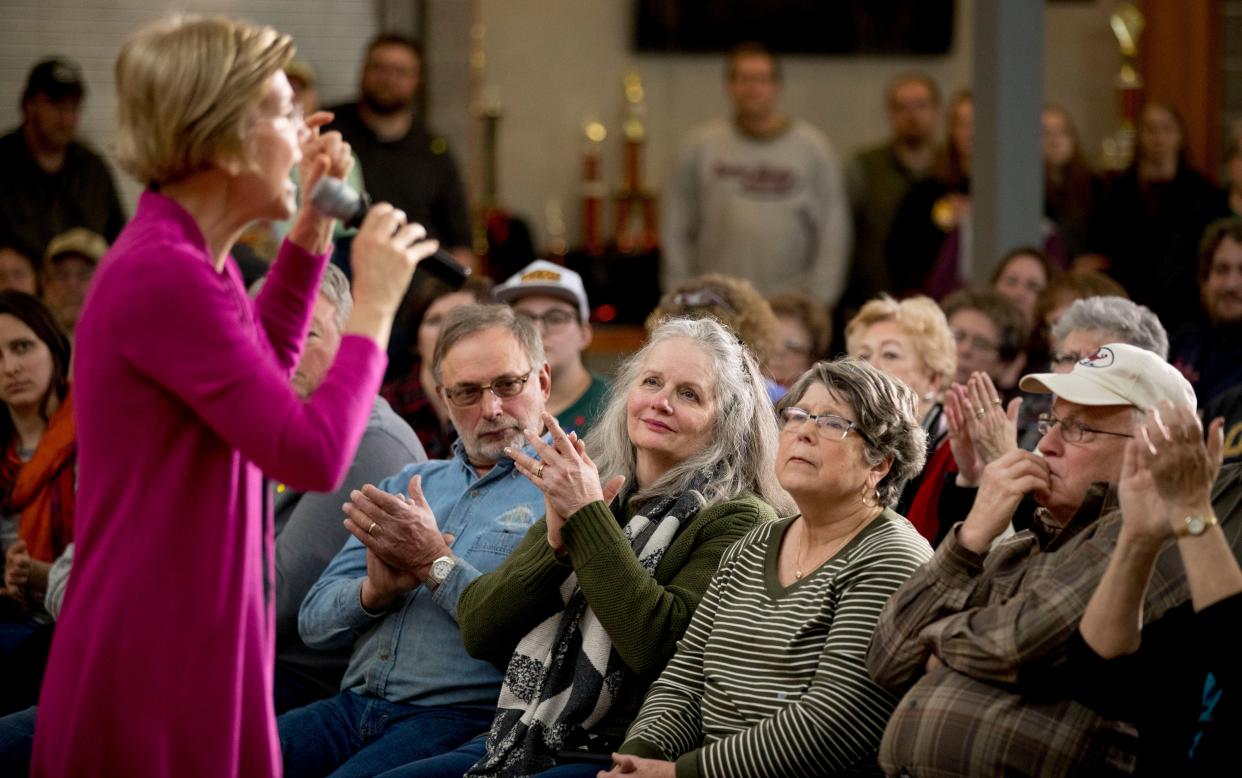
[493,259,609,437]
[865,343,1242,776]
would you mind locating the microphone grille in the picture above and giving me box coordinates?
[308,177,360,221]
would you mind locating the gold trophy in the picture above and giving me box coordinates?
[613,72,659,254]
[1101,2,1144,171]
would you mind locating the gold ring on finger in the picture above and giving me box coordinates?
[367,520,378,536]
[536,463,546,479]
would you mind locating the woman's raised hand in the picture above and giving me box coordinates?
[963,372,1020,464]
[288,111,354,254]
[506,412,625,554]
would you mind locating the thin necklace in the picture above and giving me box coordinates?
[794,514,871,580]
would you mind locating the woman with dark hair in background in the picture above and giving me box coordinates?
[1097,101,1224,331]
[1043,103,1103,264]
[0,292,73,716]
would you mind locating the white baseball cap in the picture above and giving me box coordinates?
[1019,342,1196,410]
[493,259,590,322]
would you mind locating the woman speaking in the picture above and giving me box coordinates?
[33,16,438,777]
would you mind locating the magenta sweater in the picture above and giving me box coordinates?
[33,191,384,777]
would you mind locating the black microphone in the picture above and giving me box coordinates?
[308,177,471,289]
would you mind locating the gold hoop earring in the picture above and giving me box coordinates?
[861,484,880,508]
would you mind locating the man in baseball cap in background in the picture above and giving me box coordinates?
[493,260,610,437]
[41,227,107,340]
[867,342,1240,776]
[0,57,125,261]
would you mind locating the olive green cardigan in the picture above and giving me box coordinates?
[457,492,775,741]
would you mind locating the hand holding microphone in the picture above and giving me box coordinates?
[314,178,443,347]
[309,177,472,288]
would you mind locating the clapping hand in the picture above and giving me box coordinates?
[1118,401,1223,545]
[506,412,626,554]
[343,474,451,582]
[3,540,30,601]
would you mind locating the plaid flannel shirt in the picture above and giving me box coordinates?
[866,463,1242,777]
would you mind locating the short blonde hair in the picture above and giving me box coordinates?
[844,294,956,387]
[114,16,295,185]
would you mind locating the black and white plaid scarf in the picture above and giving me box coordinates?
[467,476,710,777]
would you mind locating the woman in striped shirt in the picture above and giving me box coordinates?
[611,358,935,777]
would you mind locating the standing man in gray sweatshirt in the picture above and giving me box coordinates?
[662,42,850,309]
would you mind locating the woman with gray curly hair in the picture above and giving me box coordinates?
[388,316,792,777]
[612,358,934,778]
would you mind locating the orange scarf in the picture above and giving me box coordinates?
[3,390,76,563]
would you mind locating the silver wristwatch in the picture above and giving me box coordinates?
[427,554,458,590]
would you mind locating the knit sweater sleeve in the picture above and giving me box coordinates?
[457,515,574,664]
[564,495,766,678]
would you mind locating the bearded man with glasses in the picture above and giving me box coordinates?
[277,304,553,777]
[865,342,1242,776]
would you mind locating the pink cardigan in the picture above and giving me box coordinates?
[33,191,384,777]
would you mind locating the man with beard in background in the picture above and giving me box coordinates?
[327,34,474,271]
[1170,217,1242,408]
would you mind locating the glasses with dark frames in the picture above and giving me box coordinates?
[443,369,535,407]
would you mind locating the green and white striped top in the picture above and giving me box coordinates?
[620,509,933,778]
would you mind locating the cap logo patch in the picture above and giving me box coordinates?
[521,270,562,283]
[1081,347,1115,368]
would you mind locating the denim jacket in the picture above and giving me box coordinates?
[298,438,544,709]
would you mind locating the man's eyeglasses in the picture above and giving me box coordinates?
[515,309,578,330]
[779,407,869,443]
[1050,351,1083,369]
[443,369,534,407]
[1037,412,1134,444]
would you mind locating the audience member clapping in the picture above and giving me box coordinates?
[868,343,1204,776]
[386,316,792,776]
[610,358,932,777]
[1072,401,1242,774]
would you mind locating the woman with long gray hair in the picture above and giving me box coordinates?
[382,316,792,777]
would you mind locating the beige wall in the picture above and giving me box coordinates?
[478,0,1120,254]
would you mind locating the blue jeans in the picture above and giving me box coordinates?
[0,705,36,778]
[278,691,493,778]
[376,735,607,778]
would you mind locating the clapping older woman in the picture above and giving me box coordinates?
[609,358,933,777]
[382,316,792,777]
